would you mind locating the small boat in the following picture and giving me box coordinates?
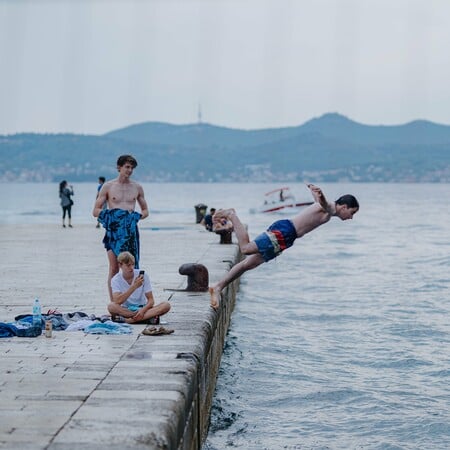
[251,187,314,214]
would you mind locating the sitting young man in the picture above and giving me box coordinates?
[108,251,170,324]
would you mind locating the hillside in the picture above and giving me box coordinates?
[1,113,450,182]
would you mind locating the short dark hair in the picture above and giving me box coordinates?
[98,176,105,183]
[336,194,359,209]
[117,154,138,168]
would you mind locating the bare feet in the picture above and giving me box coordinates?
[213,208,235,220]
[209,286,221,309]
[124,317,138,324]
[212,218,234,232]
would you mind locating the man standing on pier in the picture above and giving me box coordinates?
[93,154,149,300]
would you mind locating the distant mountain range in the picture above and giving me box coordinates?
[1,113,450,182]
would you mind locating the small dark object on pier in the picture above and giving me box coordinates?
[215,229,233,244]
[194,203,208,223]
[178,263,209,292]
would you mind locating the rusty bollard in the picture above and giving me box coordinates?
[178,263,209,292]
[215,229,233,244]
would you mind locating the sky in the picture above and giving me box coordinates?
[1,0,450,135]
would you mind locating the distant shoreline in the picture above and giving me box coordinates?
[2,114,450,183]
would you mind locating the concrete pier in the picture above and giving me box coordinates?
[0,223,241,449]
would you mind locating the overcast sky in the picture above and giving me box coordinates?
[1,0,449,135]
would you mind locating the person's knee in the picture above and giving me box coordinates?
[241,241,259,255]
[241,243,254,255]
[161,301,171,314]
[107,302,117,314]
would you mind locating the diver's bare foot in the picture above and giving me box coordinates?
[213,208,235,220]
[209,286,220,309]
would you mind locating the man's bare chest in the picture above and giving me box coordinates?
[109,184,138,203]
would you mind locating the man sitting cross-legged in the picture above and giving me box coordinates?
[108,251,170,324]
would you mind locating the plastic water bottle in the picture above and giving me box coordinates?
[32,298,42,327]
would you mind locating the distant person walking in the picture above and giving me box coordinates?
[93,155,149,300]
[96,176,107,228]
[59,180,74,228]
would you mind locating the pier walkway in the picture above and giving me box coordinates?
[0,223,241,449]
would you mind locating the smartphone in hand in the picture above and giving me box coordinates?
[139,270,145,276]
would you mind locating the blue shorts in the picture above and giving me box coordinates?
[126,304,144,312]
[254,219,297,262]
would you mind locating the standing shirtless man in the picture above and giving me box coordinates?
[209,184,359,309]
[93,155,149,300]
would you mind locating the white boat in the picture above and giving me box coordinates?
[250,187,314,214]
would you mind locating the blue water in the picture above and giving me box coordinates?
[204,183,450,450]
[1,182,450,449]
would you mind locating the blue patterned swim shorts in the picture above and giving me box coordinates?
[254,219,297,262]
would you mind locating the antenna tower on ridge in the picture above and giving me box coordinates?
[197,103,202,124]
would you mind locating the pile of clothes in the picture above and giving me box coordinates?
[0,311,132,338]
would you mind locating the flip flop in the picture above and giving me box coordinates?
[142,326,174,336]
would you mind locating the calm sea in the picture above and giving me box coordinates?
[1,182,450,449]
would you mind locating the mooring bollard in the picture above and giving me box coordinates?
[178,263,209,292]
[215,229,233,244]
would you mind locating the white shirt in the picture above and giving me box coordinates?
[111,269,152,308]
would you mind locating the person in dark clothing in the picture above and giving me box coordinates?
[59,180,74,228]
[202,208,216,231]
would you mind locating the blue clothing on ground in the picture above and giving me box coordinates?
[15,312,112,331]
[84,322,132,335]
[98,208,142,267]
[4,311,124,337]
[0,322,42,338]
[254,219,297,262]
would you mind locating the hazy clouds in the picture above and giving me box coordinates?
[1,0,449,134]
